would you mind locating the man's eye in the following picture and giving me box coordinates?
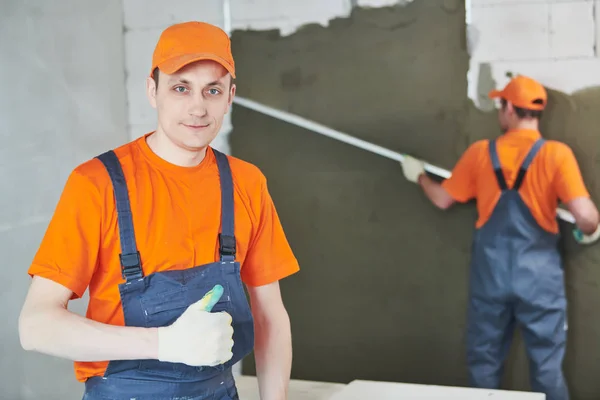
[174,86,187,93]
[208,88,220,95]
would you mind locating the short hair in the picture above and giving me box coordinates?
[501,98,543,120]
[151,67,235,88]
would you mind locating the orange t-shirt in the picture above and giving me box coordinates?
[28,133,300,382]
[441,129,590,233]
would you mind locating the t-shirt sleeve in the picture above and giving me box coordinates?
[441,142,481,203]
[28,168,102,299]
[241,176,300,287]
[552,144,590,204]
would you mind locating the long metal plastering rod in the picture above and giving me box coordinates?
[232,96,576,225]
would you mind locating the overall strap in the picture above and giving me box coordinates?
[212,149,237,262]
[512,139,545,191]
[488,139,508,191]
[96,151,143,281]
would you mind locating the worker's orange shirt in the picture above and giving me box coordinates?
[442,129,589,233]
[28,133,300,382]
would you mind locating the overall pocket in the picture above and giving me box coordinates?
[137,283,233,379]
[140,282,232,327]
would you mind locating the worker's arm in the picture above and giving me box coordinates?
[553,145,600,244]
[417,174,456,210]
[240,172,299,400]
[566,197,600,243]
[19,276,158,361]
[566,197,599,235]
[18,168,161,362]
[401,146,479,209]
[19,276,233,365]
[247,281,292,400]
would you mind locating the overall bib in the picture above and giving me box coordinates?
[466,139,569,400]
[82,148,254,400]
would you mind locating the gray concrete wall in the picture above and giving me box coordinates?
[0,1,129,398]
[230,2,600,399]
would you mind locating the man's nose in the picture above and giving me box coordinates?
[188,92,207,117]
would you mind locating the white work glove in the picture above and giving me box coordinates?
[573,225,600,245]
[157,284,234,367]
[401,155,425,184]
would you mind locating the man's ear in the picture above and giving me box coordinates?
[146,76,158,109]
[225,79,236,113]
[228,83,236,106]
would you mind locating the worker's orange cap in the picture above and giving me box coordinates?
[488,75,547,111]
[151,21,235,78]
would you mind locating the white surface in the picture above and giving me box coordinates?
[235,376,345,400]
[329,380,545,400]
[234,377,545,399]
[467,0,600,109]
[549,1,595,59]
[471,3,551,62]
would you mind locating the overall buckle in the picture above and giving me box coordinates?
[219,234,236,257]
[119,251,143,280]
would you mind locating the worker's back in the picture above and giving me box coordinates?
[442,128,590,235]
[469,132,563,302]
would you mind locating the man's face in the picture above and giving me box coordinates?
[146,60,235,152]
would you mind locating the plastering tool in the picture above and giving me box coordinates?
[232,96,577,225]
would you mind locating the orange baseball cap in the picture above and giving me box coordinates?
[151,21,235,78]
[488,75,547,110]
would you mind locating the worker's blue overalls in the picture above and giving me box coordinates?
[82,148,254,400]
[466,138,569,400]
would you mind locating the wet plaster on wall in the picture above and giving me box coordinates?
[229,1,600,398]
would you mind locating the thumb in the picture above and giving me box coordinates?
[194,284,224,312]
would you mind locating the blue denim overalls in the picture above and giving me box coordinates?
[466,138,569,400]
[82,148,254,400]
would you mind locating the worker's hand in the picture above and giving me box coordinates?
[157,284,234,367]
[573,225,600,245]
[401,155,425,184]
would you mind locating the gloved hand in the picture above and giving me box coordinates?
[157,284,234,367]
[401,155,425,184]
[573,225,600,245]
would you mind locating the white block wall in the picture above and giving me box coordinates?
[467,0,600,109]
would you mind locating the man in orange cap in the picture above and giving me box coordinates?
[400,75,599,400]
[19,21,299,399]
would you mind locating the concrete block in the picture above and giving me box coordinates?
[549,0,594,58]
[231,0,350,36]
[473,0,580,6]
[469,57,600,108]
[124,28,163,126]
[231,0,347,23]
[492,58,600,95]
[356,0,415,7]
[123,0,224,30]
[596,0,600,56]
[470,3,550,61]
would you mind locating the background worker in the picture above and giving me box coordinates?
[18,21,300,400]
[400,75,600,400]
